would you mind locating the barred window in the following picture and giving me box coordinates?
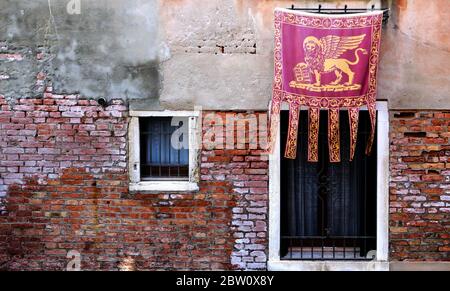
[139,117,189,180]
[129,111,199,193]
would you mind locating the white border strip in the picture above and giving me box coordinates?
[130,110,200,117]
[274,7,384,18]
[376,101,389,261]
[129,181,199,192]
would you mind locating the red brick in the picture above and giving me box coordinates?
[0,104,269,271]
[390,110,450,262]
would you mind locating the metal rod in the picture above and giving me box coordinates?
[288,6,389,12]
[282,236,375,239]
[300,238,303,259]
[287,5,390,24]
[290,238,293,260]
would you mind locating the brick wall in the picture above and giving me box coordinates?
[390,111,450,261]
[0,94,269,270]
[202,113,268,270]
[201,146,268,270]
[2,91,449,270]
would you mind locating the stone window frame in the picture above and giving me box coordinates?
[268,101,390,271]
[128,110,200,192]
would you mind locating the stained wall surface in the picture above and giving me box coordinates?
[1,0,449,109]
[0,0,160,103]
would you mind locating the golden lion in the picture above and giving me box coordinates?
[303,35,367,87]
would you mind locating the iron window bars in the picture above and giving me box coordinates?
[139,117,189,180]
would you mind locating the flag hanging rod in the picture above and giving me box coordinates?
[288,4,389,13]
[288,4,390,24]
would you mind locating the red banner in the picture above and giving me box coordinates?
[269,9,383,162]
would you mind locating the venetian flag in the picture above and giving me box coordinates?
[269,8,383,162]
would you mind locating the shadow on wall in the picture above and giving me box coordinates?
[0,167,238,271]
[0,0,161,102]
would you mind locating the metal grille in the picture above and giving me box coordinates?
[280,110,377,261]
[140,117,189,180]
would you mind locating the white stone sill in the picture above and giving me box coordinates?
[129,110,200,117]
[129,181,199,193]
[268,260,389,271]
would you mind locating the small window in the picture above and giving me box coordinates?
[129,111,199,192]
[139,117,189,180]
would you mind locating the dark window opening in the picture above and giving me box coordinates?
[280,110,377,260]
[140,117,189,180]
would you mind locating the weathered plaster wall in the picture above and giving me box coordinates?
[1,0,449,110]
[158,0,383,110]
[0,0,160,103]
[159,0,450,110]
[379,0,450,109]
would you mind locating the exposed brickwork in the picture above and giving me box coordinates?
[0,168,242,271]
[4,93,449,269]
[0,41,52,102]
[0,98,268,270]
[0,198,5,215]
[200,112,269,270]
[0,91,128,196]
[0,53,24,61]
[390,111,450,261]
[175,35,257,55]
[164,7,257,55]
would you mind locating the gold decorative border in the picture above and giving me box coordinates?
[284,101,300,159]
[271,10,383,161]
[277,9,381,29]
[366,102,377,155]
[308,108,320,162]
[273,12,283,92]
[284,93,368,109]
[268,90,282,154]
[348,107,360,161]
[328,108,341,163]
[273,10,382,106]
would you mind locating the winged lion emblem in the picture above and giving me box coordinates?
[291,34,367,91]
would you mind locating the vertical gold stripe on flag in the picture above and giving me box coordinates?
[366,102,377,156]
[328,109,341,163]
[268,91,282,154]
[348,108,360,161]
[284,102,300,159]
[308,108,320,162]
